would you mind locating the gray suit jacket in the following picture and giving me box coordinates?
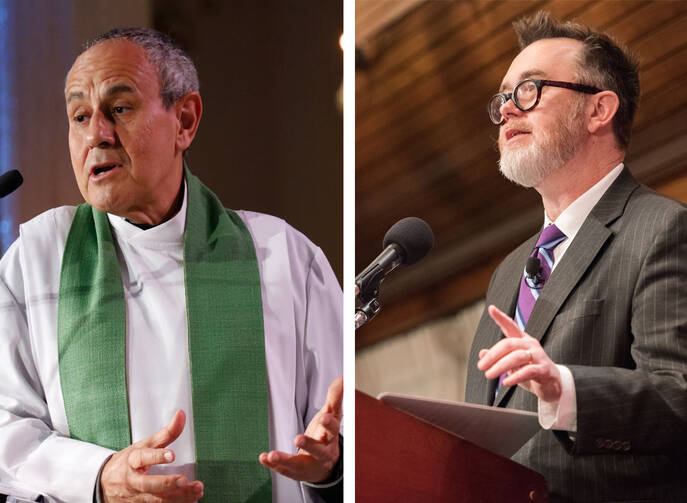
[465,169,687,502]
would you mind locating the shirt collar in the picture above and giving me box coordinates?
[544,163,624,241]
[107,179,188,247]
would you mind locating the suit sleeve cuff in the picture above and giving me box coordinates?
[538,364,577,432]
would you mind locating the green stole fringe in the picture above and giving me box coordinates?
[57,167,272,501]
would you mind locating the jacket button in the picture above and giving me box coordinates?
[612,440,622,451]
[603,439,614,449]
[622,441,631,451]
[596,438,605,448]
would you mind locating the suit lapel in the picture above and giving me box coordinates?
[527,169,638,341]
[494,168,639,408]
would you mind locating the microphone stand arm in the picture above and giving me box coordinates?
[354,265,385,329]
[355,297,381,329]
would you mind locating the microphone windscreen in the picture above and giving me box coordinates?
[383,217,434,266]
[0,170,23,198]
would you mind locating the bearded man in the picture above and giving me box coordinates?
[465,12,687,502]
[0,28,342,503]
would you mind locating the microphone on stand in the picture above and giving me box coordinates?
[355,217,434,329]
[0,170,23,199]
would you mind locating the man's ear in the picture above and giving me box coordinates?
[174,91,203,152]
[587,90,619,134]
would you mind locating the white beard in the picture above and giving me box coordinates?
[498,99,586,188]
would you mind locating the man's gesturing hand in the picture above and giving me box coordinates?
[259,376,343,483]
[478,305,562,402]
[101,410,204,503]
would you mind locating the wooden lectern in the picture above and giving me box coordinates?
[356,390,549,502]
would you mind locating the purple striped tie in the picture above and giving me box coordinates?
[515,224,567,330]
[496,224,567,393]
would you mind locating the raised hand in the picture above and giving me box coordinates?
[101,410,204,502]
[259,376,343,483]
[478,305,562,402]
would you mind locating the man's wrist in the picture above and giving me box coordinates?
[93,454,113,503]
[538,365,577,431]
[302,435,343,489]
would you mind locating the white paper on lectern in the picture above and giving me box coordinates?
[378,392,541,458]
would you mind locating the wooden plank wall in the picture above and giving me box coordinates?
[356,0,687,349]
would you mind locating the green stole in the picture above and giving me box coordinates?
[57,167,272,501]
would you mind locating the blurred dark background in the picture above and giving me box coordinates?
[1,0,342,282]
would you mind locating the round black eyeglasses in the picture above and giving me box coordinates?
[487,78,602,125]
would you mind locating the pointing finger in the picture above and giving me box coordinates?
[488,305,523,338]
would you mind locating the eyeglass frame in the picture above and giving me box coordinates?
[488,78,602,125]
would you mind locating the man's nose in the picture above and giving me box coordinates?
[86,110,116,148]
[499,96,522,123]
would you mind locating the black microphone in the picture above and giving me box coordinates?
[356,217,434,298]
[525,256,543,288]
[0,170,23,198]
[355,217,434,328]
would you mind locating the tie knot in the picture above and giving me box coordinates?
[535,224,567,250]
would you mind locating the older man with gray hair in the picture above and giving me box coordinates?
[0,28,342,503]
